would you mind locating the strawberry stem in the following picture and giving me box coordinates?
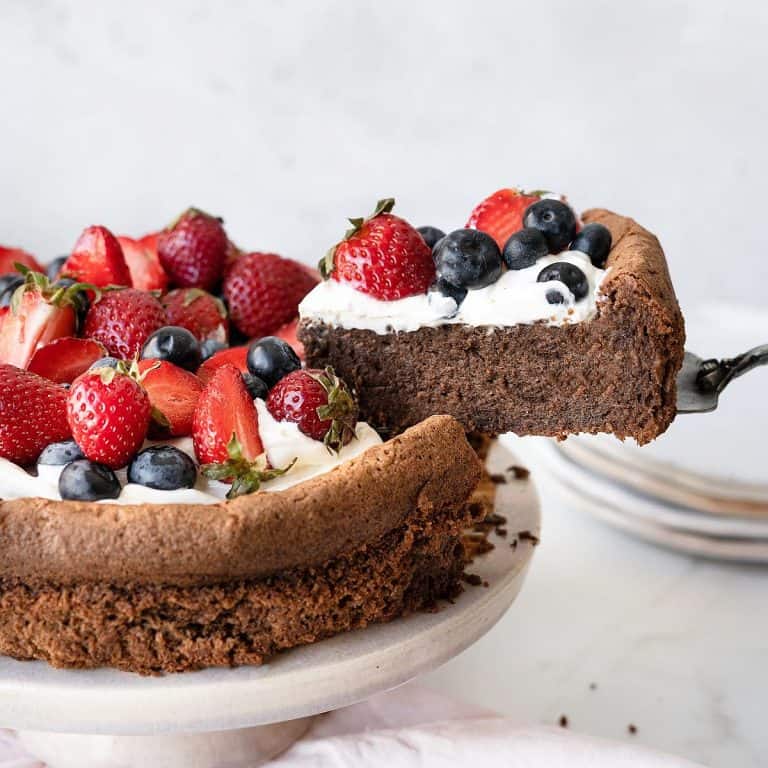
[314,367,358,453]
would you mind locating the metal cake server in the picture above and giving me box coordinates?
[677,344,768,414]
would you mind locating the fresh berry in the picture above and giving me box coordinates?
[67,366,151,469]
[0,364,71,465]
[223,252,317,338]
[428,279,467,313]
[83,288,166,359]
[321,199,434,301]
[163,288,228,343]
[117,235,169,292]
[128,445,197,490]
[417,226,446,249]
[46,256,67,281]
[141,325,202,371]
[0,246,43,274]
[246,336,300,388]
[242,372,268,400]
[433,229,502,290]
[196,345,249,385]
[62,226,132,288]
[0,274,24,308]
[571,223,612,268]
[537,262,589,302]
[89,356,121,370]
[137,359,204,437]
[266,368,358,451]
[465,189,545,249]
[502,227,549,270]
[157,208,228,290]
[523,200,578,253]
[59,459,121,501]
[28,337,107,384]
[38,439,85,465]
[273,318,305,361]
[200,338,227,361]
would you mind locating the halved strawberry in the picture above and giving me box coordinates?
[273,318,304,361]
[28,337,107,384]
[117,235,169,292]
[465,188,546,249]
[0,246,43,274]
[62,226,132,288]
[137,359,204,437]
[196,345,248,385]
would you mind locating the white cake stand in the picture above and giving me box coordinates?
[1,440,540,768]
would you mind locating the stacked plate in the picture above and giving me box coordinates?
[504,301,768,563]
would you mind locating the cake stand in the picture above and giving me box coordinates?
[1,440,540,768]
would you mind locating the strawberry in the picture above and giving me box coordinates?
[62,226,132,288]
[465,188,547,249]
[0,270,90,368]
[117,235,169,292]
[0,246,43,274]
[163,288,228,343]
[266,367,357,451]
[320,198,434,301]
[223,252,318,338]
[67,365,151,469]
[273,318,305,361]
[137,359,204,437]
[196,345,248,385]
[0,364,71,464]
[28,337,107,384]
[83,288,166,359]
[157,208,228,291]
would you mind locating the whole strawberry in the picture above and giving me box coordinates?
[0,364,71,465]
[67,365,151,469]
[320,199,434,301]
[62,225,132,288]
[266,367,358,452]
[163,288,228,343]
[465,188,546,249]
[83,288,166,359]
[158,208,228,290]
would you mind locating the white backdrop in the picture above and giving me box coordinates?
[1,0,766,321]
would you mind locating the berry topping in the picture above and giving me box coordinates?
[570,223,612,268]
[163,288,229,343]
[433,229,502,290]
[246,336,301,389]
[223,252,317,339]
[67,365,151,469]
[128,446,197,491]
[141,325,202,372]
[59,459,121,501]
[27,337,108,384]
[46,256,67,281]
[537,262,589,302]
[83,288,166,360]
[266,367,358,452]
[0,246,43,275]
[0,274,24,308]
[38,439,85,465]
[136,359,204,438]
[242,372,269,400]
[0,364,71,465]
[465,188,545,249]
[321,199,435,301]
[200,338,228,361]
[428,279,468,312]
[157,208,228,291]
[523,200,578,254]
[502,227,549,270]
[417,226,446,249]
[117,235,169,292]
[62,226,132,288]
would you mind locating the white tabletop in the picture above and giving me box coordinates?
[423,480,768,768]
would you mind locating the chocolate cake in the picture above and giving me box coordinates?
[299,210,685,444]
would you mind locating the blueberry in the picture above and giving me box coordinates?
[141,326,202,371]
[54,277,90,329]
[59,459,121,501]
[417,226,446,250]
[523,200,578,253]
[46,256,67,281]
[433,230,502,290]
[246,336,301,388]
[429,278,467,306]
[537,262,589,301]
[502,228,549,270]
[242,372,269,400]
[0,274,24,308]
[89,356,122,370]
[570,223,612,268]
[127,446,197,491]
[200,339,227,361]
[38,439,85,465]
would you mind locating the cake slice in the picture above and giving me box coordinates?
[299,198,685,444]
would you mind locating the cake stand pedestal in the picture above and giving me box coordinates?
[1,440,540,768]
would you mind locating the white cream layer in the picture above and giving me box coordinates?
[0,399,382,505]
[299,251,608,334]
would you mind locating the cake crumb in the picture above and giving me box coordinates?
[559,715,569,728]
[482,580,489,588]
[518,530,540,546]
[489,473,507,485]
[510,539,518,550]
[462,573,483,587]
[589,682,597,691]
[628,724,637,735]
[507,465,530,479]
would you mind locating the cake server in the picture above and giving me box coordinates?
[677,344,768,413]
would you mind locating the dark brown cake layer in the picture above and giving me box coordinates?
[299,210,685,444]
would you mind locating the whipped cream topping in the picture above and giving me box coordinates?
[300,250,608,334]
[0,400,382,506]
